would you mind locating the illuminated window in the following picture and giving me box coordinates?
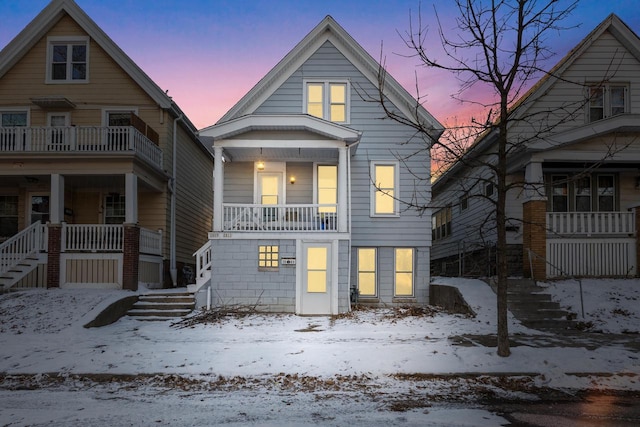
[306,246,327,292]
[394,248,414,296]
[357,248,376,297]
[304,80,349,123]
[0,196,18,238]
[317,165,337,213]
[370,161,399,216]
[258,245,279,269]
[47,36,89,83]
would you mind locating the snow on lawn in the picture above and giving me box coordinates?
[0,279,638,390]
[540,278,640,333]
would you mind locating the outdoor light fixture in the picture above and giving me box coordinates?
[257,161,265,170]
[290,176,296,184]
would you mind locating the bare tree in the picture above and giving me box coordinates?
[374,0,585,357]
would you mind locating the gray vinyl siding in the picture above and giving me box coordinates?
[223,162,253,203]
[255,41,432,247]
[286,162,313,204]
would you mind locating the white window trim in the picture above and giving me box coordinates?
[394,247,415,297]
[312,162,338,207]
[587,83,629,123]
[45,36,90,84]
[0,108,30,126]
[47,112,70,127]
[303,79,351,124]
[104,193,126,224]
[369,160,400,217]
[357,247,377,298]
[101,108,138,126]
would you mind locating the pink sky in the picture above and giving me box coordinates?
[1,1,638,129]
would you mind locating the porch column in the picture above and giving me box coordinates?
[213,146,224,232]
[522,161,547,281]
[338,146,348,232]
[125,173,138,224]
[47,174,64,288]
[50,174,64,224]
[123,224,140,291]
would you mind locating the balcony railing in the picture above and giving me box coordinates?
[546,211,635,236]
[223,203,339,232]
[0,126,163,169]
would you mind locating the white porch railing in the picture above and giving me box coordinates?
[139,228,163,255]
[546,211,635,235]
[0,126,162,169]
[62,224,123,252]
[193,240,212,289]
[223,203,338,232]
[0,221,47,275]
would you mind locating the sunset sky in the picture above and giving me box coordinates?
[1,0,638,129]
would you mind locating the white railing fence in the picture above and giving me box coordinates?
[0,126,162,168]
[223,203,338,232]
[139,228,163,255]
[193,240,212,289]
[62,224,123,252]
[547,211,635,235]
[0,221,46,275]
[547,238,637,277]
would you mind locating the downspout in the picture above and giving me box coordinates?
[170,114,184,287]
[347,145,353,310]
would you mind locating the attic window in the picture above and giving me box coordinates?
[588,84,628,122]
[304,80,350,123]
[46,36,89,83]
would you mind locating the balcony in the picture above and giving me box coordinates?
[0,126,163,170]
[223,203,340,232]
[546,211,635,236]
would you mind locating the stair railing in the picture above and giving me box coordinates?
[193,240,212,291]
[0,221,46,276]
[526,248,584,318]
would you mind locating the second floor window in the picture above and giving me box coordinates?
[305,81,349,123]
[47,37,89,83]
[588,84,628,122]
[370,161,399,216]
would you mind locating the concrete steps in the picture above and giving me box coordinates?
[504,279,578,333]
[127,291,195,320]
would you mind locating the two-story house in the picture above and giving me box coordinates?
[431,14,640,281]
[194,16,443,314]
[0,0,213,291]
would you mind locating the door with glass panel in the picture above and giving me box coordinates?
[258,173,282,223]
[300,242,332,314]
[29,194,50,225]
[48,113,69,150]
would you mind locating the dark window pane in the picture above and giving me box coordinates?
[72,63,86,80]
[52,63,66,80]
[1,113,27,126]
[72,45,86,62]
[52,45,67,62]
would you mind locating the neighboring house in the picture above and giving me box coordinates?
[0,0,212,291]
[195,16,443,314]
[431,14,640,281]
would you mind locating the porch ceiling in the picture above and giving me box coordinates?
[222,146,339,162]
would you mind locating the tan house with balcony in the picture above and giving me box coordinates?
[431,14,640,281]
[0,0,212,291]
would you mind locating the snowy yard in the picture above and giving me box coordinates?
[0,278,638,426]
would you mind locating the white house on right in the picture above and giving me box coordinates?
[431,14,640,281]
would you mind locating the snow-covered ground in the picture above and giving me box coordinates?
[1,278,638,426]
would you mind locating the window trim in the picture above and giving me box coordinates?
[313,163,338,214]
[303,79,351,124]
[357,247,377,298]
[432,206,452,241]
[587,83,629,122]
[46,36,90,84]
[394,247,414,297]
[0,108,30,127]
[459,193,469,213]
[258,245,279,270]
[369,160,400,217]
[104,193,126,224]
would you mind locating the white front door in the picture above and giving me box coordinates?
[258,172,282,222]
[300,242,332,315]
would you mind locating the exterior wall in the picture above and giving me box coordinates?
[350,245,430,306]
[223,162,254,203]
[254,41,432,248]
[286,162,313,204]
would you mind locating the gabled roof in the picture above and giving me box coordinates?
[215,15,443,142]
[0,0,199,134]
[433,13,640,191]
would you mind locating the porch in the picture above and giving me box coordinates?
[0,222,163,291]
[0,126,163,170]
[545,211,637,278]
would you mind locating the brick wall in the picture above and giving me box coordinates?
[46,224,61,288]
[522,200,547,280]
[123,225,140,291]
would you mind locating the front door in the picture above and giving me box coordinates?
[300,242,332,315]
[258,173,282,222]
